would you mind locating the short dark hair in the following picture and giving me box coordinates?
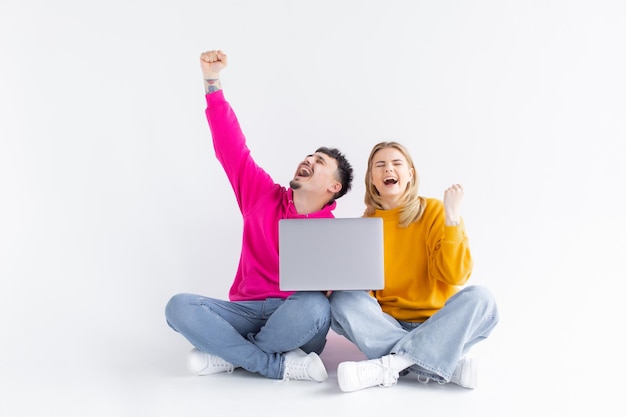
[316,146,353,202]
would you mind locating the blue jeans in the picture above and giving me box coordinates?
[329,285,499,382]
[165,291,331,379]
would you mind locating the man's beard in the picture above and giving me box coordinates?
[289,180,302,190]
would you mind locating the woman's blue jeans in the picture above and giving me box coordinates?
[329,285,499,382]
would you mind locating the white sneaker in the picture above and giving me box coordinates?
[337,355,399,392]
[450,357,477,389]
[283,348,328,382]
[187,348,236,376]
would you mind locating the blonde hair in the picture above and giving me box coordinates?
[364,141,426,227]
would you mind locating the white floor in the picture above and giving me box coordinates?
[2,324,619,417]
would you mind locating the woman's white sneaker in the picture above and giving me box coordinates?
[449,357,477,389]
[337,355,399,392]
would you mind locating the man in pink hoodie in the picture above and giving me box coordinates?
[165,50,353,382]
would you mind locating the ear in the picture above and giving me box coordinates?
[328,181,342,194]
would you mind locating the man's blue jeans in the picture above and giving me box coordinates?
[165,291,330,379]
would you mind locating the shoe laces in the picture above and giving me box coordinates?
[367,356,397,387]
[283,357,311,381]
[208,355,235,373]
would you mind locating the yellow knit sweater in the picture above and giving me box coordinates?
[369,198,473,322]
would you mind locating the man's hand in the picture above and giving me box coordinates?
[443,183,464,226]
[200,50,228,79]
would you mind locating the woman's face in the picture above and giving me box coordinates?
[370,147,414,209]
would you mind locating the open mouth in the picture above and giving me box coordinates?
[383,177,398,185]
[297,164,312,177]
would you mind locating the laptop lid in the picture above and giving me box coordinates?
[278,217,385,291]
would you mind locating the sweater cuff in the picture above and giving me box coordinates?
[205,89,226,106]
[443,221,464,242]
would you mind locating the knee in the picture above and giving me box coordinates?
[292,291,331,318]
[329,291,369,335]
[329,290,357,320]
[164,293,193,327]
[463,286,499,320]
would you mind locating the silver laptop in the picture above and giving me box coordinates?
[278,217,385,291]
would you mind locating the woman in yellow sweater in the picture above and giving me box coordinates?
[329,141,499,392]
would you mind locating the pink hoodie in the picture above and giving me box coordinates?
[205,91,336,301]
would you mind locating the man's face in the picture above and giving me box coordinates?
[290,152,340,195]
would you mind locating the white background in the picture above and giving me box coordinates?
[1,1,625,415]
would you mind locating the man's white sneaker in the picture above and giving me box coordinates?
[450,357,477,389]
[187,348,236,376]
[337,355,399,392]
[283,348,328,382]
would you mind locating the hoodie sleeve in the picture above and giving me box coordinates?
[205,91,279,214]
